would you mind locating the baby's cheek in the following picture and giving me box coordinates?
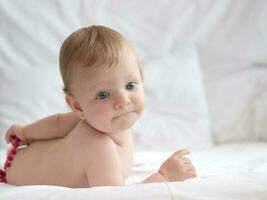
[86,107,111,131]
[135,92,145,112]
[99,106,111,116]
[94,106,112,123]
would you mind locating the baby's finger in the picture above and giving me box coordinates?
[173,149,190,158]
[5,132,12,144]
[5,125,15,141]
[184,165,196,172]
[186,172,197,179]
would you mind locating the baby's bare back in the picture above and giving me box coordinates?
[6,121,133,188]
[6,124,89,188]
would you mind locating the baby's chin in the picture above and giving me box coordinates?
[111,111,140,131]
[115,112,139,130]
[91,112,141,133]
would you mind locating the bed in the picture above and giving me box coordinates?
[1,0,267,199]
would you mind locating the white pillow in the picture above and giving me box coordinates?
[196,0,267,143]
[206,68,267,143]
[132,47,212,151]
[0,66,69,149]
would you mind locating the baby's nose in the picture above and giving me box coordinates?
[114,92,131,109]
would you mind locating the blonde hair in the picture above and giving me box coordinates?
[59,25,137,96]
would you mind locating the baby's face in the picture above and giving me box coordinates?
[71,50,145,134]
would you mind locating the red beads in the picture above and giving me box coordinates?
[10,148,17,155]
[0,135,21,183]
[0,169,6,183]
[7,155,14,161]
[4,162,11,169]
[0,170,5,176]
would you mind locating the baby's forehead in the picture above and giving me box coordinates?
[78,65,136,81]
[77,63,138,86]
[78,51,138,75]
[72,48,140,82]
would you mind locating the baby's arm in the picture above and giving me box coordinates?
[83,136,124,187]
[6,111,80,144]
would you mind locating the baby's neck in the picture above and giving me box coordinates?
[82,120,131,147]
[105,129,131,146]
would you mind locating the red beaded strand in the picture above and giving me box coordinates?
[0,135,21,183]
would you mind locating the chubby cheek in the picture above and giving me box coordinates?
[88,104,113,130]
[96,106,111,120]
[134,90,145,115]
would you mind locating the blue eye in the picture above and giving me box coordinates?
[126,82,137,90]
[96,91,110,100]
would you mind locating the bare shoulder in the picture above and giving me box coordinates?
[69,120,119,165]
[71,122,123,186]
[79,125,119,166]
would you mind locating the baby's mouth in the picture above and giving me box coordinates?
[114,111,133,119]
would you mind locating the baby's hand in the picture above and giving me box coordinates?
[158,149,197,182]
[5,124,29,146]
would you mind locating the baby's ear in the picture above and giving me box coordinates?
[65,95,85,119]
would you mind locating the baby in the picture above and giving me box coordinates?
[1,25,196,188]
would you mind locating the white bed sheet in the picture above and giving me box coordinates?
[1,143,267,199]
